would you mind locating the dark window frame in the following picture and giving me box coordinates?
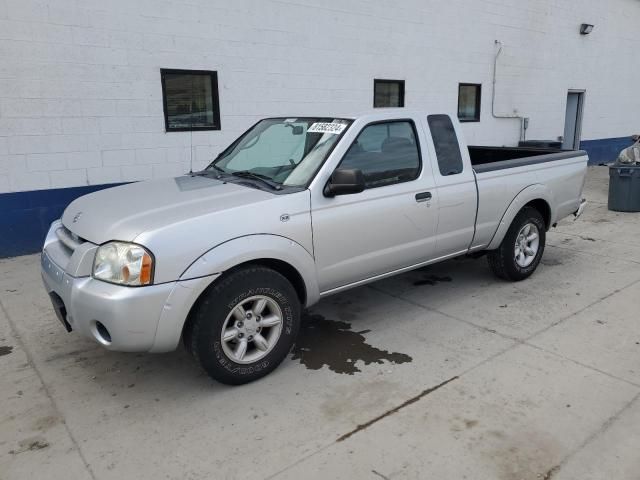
[427,114,464,176]
[373,79,405,108]
[457,83,481,123]
[160,68,221,132]
[336,118,422,190]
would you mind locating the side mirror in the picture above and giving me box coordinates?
[324,169,365,197]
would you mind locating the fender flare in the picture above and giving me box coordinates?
[486,184,554,250]
[179,234,320,307]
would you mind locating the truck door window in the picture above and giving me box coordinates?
[339,120,420,189]
[427,114,464,176]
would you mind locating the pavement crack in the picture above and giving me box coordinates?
[372,469,391,480]
[539,391,640,479]
[546,242,640,265]
[368,284,520,343]
[336,376,458,443]
[524,343,640,389]
[0,298,97,480]
[524,277,640,343]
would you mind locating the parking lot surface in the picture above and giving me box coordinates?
[1,166,639,480]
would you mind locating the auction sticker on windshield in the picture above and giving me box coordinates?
[308,122,347,134]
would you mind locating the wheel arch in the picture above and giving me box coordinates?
[151,235,317,354]
[486,185,554,250]
[525,198,552,230]
[180,256,309,352]
[180,234,319,306]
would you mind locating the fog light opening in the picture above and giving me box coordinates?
[93,321,112,345]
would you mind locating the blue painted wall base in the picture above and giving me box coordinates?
[581,137,635,165]
[0,183,125,258]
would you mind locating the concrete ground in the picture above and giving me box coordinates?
[1,166,639,480]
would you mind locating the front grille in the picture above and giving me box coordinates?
[56,226,85,253]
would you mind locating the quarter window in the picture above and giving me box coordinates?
[457,83,481,122]
[428,114,464,176]
[161,69,221,131]
[339,121,420,189]
[374,79,405,108]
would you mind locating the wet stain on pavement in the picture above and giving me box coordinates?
[464,419,479,429]
[32,415,60,432]
[0,346,13,357]
[414,275,453,286]
[541,258,563,266]
[9,437,50,455]
[542,465,561,479]
[291,314,412,374]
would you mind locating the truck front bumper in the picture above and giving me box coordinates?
[41,250,218,353]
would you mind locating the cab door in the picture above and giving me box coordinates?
[424,114,478,257]
[310,118,439,293]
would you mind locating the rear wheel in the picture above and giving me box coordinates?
[188,265,301,385]
[487,206,546,281]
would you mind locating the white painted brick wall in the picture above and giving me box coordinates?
[0,0,639,193]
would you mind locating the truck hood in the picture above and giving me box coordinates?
[62,176,272,244]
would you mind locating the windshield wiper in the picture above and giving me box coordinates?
[209,164,227,178]
[193,164,225,179]
[230,171,282,191]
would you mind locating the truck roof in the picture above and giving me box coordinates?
[273,110,457,122]
[330,109,455,121]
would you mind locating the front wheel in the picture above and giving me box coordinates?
[188,265,301,385]
[487,206,546,281]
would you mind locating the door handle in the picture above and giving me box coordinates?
[415,192,432,202]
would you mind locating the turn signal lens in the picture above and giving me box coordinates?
[140,252,152,285]
[93,242,154,286]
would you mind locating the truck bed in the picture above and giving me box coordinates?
[469,145,588,251]
[469,146,586,173]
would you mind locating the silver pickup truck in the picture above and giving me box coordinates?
[41,110,587,384]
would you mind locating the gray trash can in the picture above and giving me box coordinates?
[608,165,640,212]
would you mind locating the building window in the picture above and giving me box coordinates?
[374,79,405,108]
[457,83,481,122]
[161,69,221,131]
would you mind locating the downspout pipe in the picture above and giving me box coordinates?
[492,40,527,142]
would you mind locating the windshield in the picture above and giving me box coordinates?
[208,117,352,187]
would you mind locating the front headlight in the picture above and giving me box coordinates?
[93,242,154,286]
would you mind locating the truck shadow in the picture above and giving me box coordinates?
[47,252,569,389]
[287,256,490,375]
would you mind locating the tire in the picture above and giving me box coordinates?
[188,265,301,385]
[487,206,546,281]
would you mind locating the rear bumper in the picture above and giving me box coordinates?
[573,198,587,220]
[41,250,218,353]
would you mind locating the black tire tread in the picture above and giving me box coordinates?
[487,206,545,282]
[188,265,300,385]
[487,244,509,280]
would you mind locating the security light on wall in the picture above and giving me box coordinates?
[580,24,594,35]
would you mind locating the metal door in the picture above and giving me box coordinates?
[563,91,585,150]
[424,114,478,258]
[311,119,438,293]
